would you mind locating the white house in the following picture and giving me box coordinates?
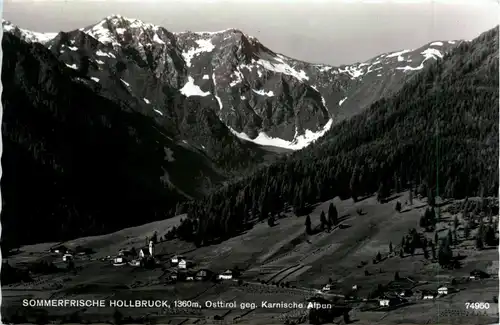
[423,294,435,300]
[113,256,126,266]
[178,259,187,269]
[62,253,73,262]
[379,299,390,307]
[352,285,358,291]
[218,270,233,280]
[171,255,185,265]
[322,284,332,292]
[128,259,140,267]
[438,287,448,295]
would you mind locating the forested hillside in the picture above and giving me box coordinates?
[181,27,499,246]
[0,33,224,248]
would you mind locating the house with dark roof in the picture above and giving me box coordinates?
[50,245,69,254]
[218,269,233,280]
[420,289,437,300]
[170,255,185,266]
[195,269,213,281]
[470,269,490,279]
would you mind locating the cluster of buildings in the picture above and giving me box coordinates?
[107,238,238,283]
[50,245,73,263]
[49,245,90,262]
[377,269,491,307]
[377,285,459,307]
[113,240,156,267]
[322,269,491,310]
[167,255,235,282]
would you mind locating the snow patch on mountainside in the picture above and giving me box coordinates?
[254,58,309,82]
[182,39,215,67]
[311,86,328,109]
[396,47,443,72]
[143,98,150,104]
[86,20,121,47]
[91,77,100,82]
[96,50,116,58]
[318,65,333,73]
[66,63,78,70]
[339,97,347,106]
[120,79,130,87]
[177,28,234,36]
[180,76,211,97]
[386,49,411,61]
[212,73,224,110]
[229,118,333,150]
[153,34,165,44]
[252,89,274,97]
[421,48,443,60]
[230,69,244,87]
[154,109,163,116]
[430,41,443,46]
[338,65,364,79]
[291,119,333,149]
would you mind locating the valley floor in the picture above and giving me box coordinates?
[2,193,499,325]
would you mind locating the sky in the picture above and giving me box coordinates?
[2,0,499,65]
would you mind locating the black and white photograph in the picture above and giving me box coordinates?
[1,0,499,324]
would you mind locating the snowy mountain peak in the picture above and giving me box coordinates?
[82,15,167,48]
[2,19,57,44]
[102,14,160,31]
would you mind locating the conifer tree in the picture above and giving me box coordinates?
[350,167,359,202]
[305,215,312,235]
[328,203,338,226]
[320,211,328,230]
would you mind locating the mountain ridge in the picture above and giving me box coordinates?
[2,15,463,150]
